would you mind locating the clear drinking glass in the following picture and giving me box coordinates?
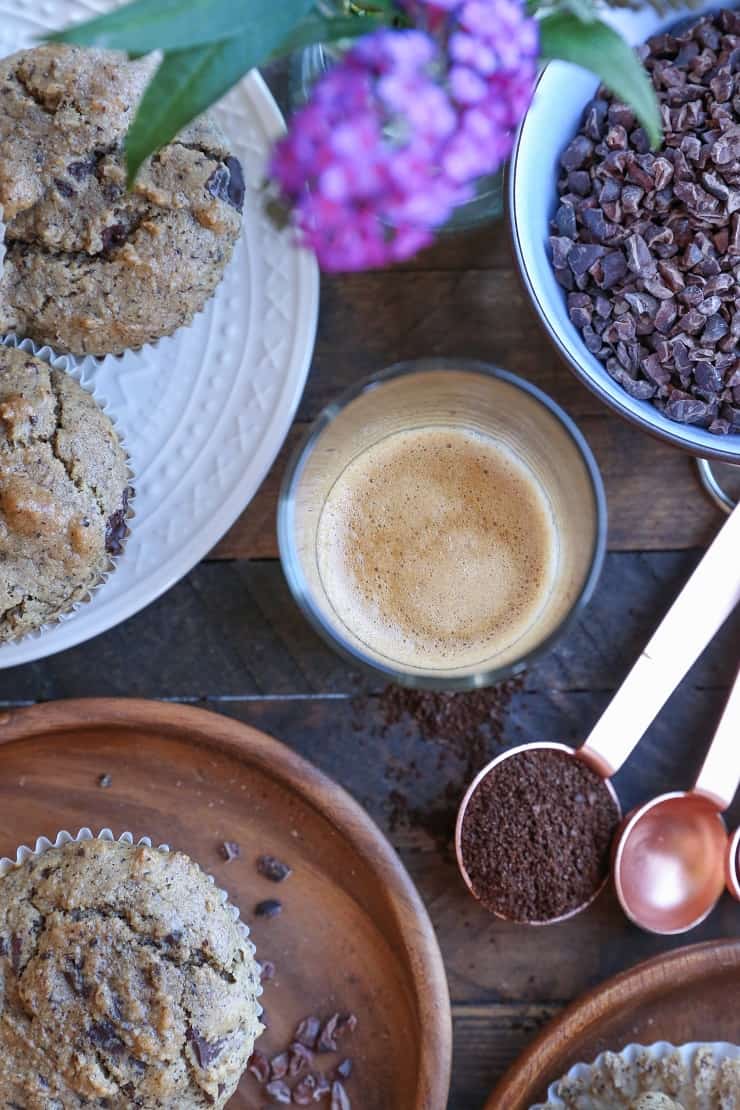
[278,359,607,689]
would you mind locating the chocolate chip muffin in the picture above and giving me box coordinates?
[0,346,129,641]
[0,44,244,357]
[0,837,263,1108]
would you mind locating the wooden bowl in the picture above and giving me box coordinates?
[0,698,452,1109]
[486,939,740,1108]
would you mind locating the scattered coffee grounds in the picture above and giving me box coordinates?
[257,854,292,882]
[247,1011,357,1106]
[255,898,282,919]
[97,773,112,789]
[371,678,523,850]
[551,10,740,434]
[460,748,620,922]
[219,840,240,862]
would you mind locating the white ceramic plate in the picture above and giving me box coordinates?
[510,0,740,463]
[0,0,319,667]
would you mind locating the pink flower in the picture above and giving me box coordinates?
[272,2,538,271]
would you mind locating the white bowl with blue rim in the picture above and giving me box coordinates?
[509,0,740,464]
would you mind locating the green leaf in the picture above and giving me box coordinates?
[539,12,662,147]
[276,13,384,56]
[126,0,311,183]
[49,0,248,53]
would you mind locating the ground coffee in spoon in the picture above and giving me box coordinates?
[459,748,620,923]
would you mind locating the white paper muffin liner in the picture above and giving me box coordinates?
[0,334,135,645]
[0,827,262,1011]
[533,1041,740,1109]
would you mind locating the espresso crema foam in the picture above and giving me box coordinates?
[316,425,558,669]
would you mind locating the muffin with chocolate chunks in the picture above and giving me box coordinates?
[0,345,130,641]
[0,837,263,1108]
[0,44,245,356]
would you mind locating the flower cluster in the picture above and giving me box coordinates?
[272,0,539,271]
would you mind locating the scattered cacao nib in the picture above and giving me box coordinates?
[265,1078,292,1104]
[219,840,240,862]
[270,1052,290,1081]
[206,156,245,212]
[293,1073,318,1105]
[247,1050,270,1084]
[294,1016,321,1049]
[288,1042,314,1078]
[551,10,740,435]
[317,1013,358,1054]
[98,773,112,789]
[186,1027,227,1069]
[332,1080,352,1110]
[257,855,292,883]
[335,1059,353,1079]
[255,899,282,919]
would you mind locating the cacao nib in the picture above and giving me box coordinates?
[255,899,282,918]
[257,855,292,883]
[206,156,245,212]
[550,9,740,434]
[186,1027,227,1069]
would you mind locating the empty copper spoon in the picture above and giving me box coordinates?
[613,667,740,934]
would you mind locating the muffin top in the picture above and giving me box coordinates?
[0,345,129,641]
[0,838,263,1108]
[537,1045,740,1110]
[0,44,244,356]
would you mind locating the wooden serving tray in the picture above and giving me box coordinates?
[486,939,740,1108]
[0,698,452,1110]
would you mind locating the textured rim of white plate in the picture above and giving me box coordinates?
[0,2,319,668]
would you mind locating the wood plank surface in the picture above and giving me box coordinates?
[4,66,739,1107]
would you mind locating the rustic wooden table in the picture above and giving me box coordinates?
[4,151,740,1105]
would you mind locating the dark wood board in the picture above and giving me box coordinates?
[487,941,740,1108]
[0,699,452,1110]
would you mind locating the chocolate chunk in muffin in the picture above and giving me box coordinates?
[0,346,129,640]
[0,44,244,356]
[0,837,263,1108]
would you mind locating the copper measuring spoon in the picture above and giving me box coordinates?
[455,502,740,925]
[613,667,740,934]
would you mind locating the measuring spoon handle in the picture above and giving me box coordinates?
[581,503,740,779]
[693,667,740,811]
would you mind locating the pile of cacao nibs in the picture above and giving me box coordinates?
[550,9,740,434]
[247,1012,356,1106]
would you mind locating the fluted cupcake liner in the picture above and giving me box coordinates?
[533,1041,740,1109]
[0,827,261,989]
[0,334,135,645]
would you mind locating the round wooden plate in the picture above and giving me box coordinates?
[0,698,451,1109]
[486,939,740,1108]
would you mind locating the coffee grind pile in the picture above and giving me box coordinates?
[551,10,740,434]
[459,749,620,922]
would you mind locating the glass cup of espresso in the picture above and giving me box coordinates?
[278,359,607,689]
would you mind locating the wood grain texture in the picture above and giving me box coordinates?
[4,66,739,1107]
[0,700,452,1110]
[487,941,740,1108]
